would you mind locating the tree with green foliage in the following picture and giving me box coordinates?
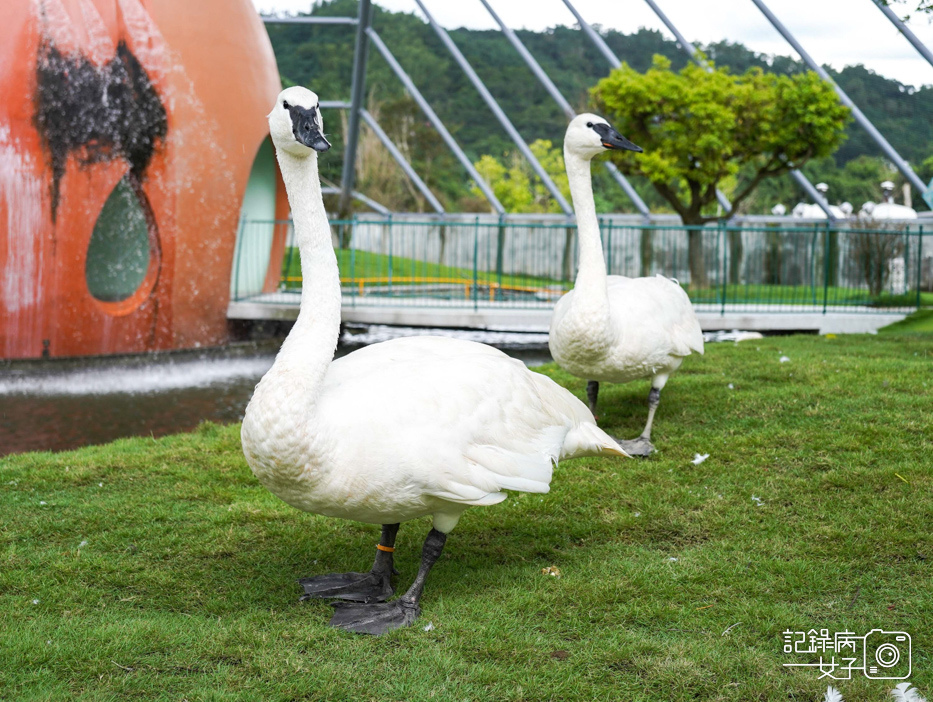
[471,139,569,213]
[591,55,850,284]
[878,0,933,18]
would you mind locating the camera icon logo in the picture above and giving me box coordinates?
[863,629,911,679]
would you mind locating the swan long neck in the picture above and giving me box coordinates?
[565,147,610,323]
[273,149,340,391]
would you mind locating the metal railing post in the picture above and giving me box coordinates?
[605,218,613,274]
[917,225,924,309]
[387,213,393,294]
[720,222,728,315]
[282,220,296,290]
[495,213,505,300]
[823,223,831,314]
[473,216,480,311]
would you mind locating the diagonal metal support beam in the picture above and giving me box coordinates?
[560,0,621,67]
[360,109,445,213]
[642,0,834,219]
[751,0,928,205]
[366,28,504,214]
[479,0,651,217]
[338,0,374,217]
[564,0,733,211]
[414,0,574,215]
[872,0,933,69]
[262,16,358,25]
[322,186,392,214]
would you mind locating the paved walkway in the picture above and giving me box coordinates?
[229,291,909,334]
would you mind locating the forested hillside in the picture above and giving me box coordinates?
[265,0,933,213]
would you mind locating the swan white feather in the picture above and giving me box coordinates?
[548,114,703,454]
[241,90,626,542]
[552,274,703,382]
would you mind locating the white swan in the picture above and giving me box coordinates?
[548,114,704,456]
[241,88,628,636]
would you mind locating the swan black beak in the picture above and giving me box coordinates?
[289,104,331,152]
[593,123,642,152]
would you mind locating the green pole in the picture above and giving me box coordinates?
[473,216,480,311]
[822,222,830,314]
[387,214,393,294]
[605,218,613,275]
[719,222,727,315]
[917,225,924,310]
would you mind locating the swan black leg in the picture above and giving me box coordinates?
[298,523,398,603]
[617,386,661,457]
[586,380,599,416]
[329,528,448,635]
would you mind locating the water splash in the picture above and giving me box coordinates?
[341,324,550,347]
[0,356,273,397]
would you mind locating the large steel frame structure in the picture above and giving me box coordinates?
[262,0,932,217]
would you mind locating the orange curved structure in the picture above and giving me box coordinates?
[0,0,287,359]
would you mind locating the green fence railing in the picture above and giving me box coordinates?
[231,216,932,313]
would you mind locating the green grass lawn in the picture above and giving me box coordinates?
[880,309,933,334]
[1,334,931,701]
[283,247,933,308]
[282,248,569,293]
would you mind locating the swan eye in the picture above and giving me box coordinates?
[283,100,290,109]
[586,122,593,128]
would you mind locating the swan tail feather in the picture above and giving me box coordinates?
[428,448,553,506]
[562,423,630,459]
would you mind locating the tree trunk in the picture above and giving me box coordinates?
[640,227,654,277]
[438,224,447,267]
[728,229,743,285]
[687,229,707,289]
[765,226,782,285]
[562,225,575,284]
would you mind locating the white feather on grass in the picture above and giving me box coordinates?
[824,685,844,702]
[891,683,927,702]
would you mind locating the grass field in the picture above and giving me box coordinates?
[281,246,933,309]
[1,334,931,701]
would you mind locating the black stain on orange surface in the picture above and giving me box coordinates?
[34,39,167,221]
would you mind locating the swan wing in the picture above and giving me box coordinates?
[606,275,704,357]
[322,337,624,508]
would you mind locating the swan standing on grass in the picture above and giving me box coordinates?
[241,88,629,636]
[548,114,704,457]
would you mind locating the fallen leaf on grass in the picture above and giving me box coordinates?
[541,566,561,578]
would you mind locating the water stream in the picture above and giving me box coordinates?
[0,325,757,457]
[0,326,552,457]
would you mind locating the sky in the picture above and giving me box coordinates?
[250,0,933,89]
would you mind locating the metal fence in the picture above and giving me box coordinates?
[231,215,931,313]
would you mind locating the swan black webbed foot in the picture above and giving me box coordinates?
[329,597,420,635]
[328,527,447,636]
[616,435,655,457]
[299,523,399,603]
[299,570,394,603]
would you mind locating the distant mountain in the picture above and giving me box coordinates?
[265,0,933,210]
